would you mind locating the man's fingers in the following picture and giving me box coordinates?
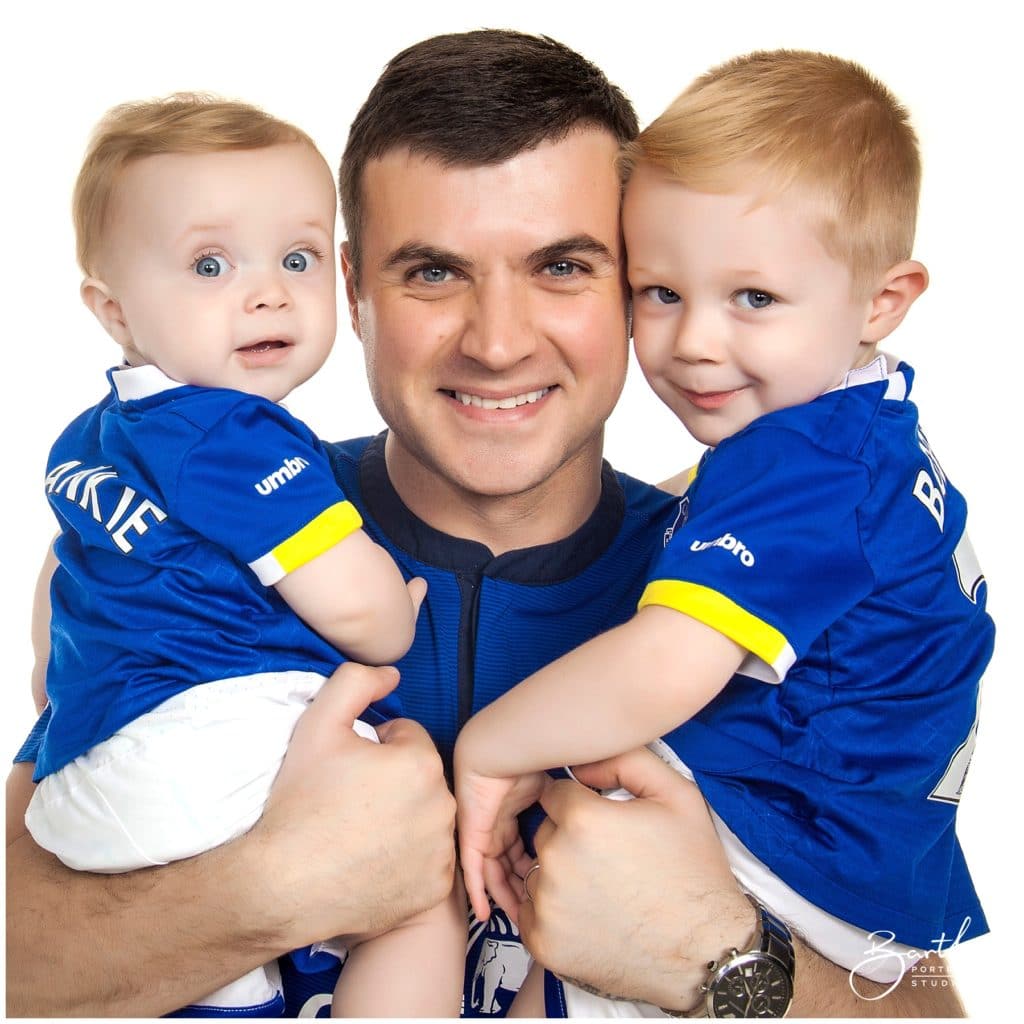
[570,747,700,806]
[537,774,601,826]
[304,662,399,734]
[517,889,536,943]
[507,837,533,891]
[373,715,432,747]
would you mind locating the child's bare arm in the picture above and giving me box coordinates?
[30,540,59,714]
[458,604,744,777]
[275,529,424,665]
[455,605,745,919]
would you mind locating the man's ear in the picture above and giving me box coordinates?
[339,242,362,341]
[80,277,132,348]
[862,260,929,344]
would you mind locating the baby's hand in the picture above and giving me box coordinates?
[455,767,547,923]
[406,576,427,619]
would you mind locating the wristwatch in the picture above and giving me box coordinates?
[670,896,795,1018]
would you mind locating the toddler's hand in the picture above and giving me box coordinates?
[455,767,546,923]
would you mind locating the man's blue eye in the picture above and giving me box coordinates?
[645,286,680,305]
[736,289,775,310]
[417,267,450,284]
[283,250,314,273]
[547,260,577,277]
[194,254,229,277]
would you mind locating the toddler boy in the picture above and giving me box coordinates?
[455,50,993,1017]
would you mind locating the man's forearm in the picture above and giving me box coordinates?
[791,936,965,1017]
[6,836,283,1017]
[7,665,457,1018]
[7,766,289,1017]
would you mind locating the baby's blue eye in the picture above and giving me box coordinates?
[645,286,680,305]
[194,254,229,277]
[283,250,315,273]
[735,289,775,310]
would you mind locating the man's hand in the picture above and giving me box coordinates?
[254,661,457,947]
[6,660,456,1018]
[518,747,752,1013]
[518,747,967,1017]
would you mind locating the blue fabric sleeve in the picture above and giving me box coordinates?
[642,426,875,677]
[173,400,353,567]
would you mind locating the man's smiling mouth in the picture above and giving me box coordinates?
[443,387,552,410]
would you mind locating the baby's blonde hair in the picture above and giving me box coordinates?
[73,92,321,276]
[621,50,921,295]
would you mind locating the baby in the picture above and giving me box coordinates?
[26,94,462,1017]
[455,51,993,1017]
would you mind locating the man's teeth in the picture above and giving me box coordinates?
[452,388,550,410]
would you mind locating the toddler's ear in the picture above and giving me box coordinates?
[862,260,928,344]
[80,278,132,348]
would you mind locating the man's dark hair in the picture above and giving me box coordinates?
[340,29,638,281]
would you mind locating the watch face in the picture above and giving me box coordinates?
[709,953,793,1018]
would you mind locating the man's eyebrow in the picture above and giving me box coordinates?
[528,235,616,268]
[382,243,473,272]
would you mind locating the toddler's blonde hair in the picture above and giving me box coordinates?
[621,50,921,294]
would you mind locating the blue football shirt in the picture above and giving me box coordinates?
[640,360,992,946]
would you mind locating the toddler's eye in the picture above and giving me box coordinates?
[645,286,680,305]
[193,254,230,277]
[283,249,316,273]
[735,289,775,310]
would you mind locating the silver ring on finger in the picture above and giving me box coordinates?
[524,862,541,902]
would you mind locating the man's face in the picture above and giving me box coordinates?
[345,129,627,505]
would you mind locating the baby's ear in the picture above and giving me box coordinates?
[80,277,132,348]
[862,260,929,344]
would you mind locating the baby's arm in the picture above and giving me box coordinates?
[275,530,424,665]
[330,876,466,1017]
[30,540,58,713]
[454,604,745,919]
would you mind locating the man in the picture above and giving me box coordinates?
[7,30,963,1018]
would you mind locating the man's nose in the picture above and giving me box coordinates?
[459,277,537,370]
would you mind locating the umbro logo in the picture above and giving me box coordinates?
[254,456,310,495]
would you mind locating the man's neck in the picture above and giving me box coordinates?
[383,436,605,557]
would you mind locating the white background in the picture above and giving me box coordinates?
[2,1,1018,1016]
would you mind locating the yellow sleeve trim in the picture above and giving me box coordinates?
[272,500,363,575]
[247,500,363,586]
[638,579,791,674]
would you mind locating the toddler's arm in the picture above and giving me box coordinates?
[275,529,424,665]
[454,604,745,919]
